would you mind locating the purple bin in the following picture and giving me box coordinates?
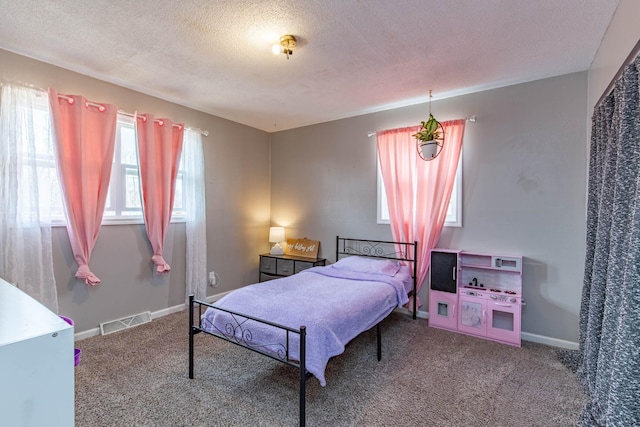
[60,315,81,366]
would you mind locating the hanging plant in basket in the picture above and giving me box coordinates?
[413,113,444,160]
[413,90,445,161]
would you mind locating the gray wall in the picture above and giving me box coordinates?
[587,0,640,114]
[1,49,272,332]
[270,72,588,344]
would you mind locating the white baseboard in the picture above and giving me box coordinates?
[418,309,578,349]
[75,296,579,350]
[74,327,102,341]
[395,307,429,319]
[204,290,232,304]
[149,304,184,320]
[74,290,233,341]
[521,331,579,350]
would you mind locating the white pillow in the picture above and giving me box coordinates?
[332,256,400,277]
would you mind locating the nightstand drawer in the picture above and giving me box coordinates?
[276,259,294,276]
[259,253,326,282]
[294,261,314,273]
[260,257,276,274]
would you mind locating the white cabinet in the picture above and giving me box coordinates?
[0,278,75,426]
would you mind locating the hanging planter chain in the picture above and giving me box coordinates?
[413,90,444,161]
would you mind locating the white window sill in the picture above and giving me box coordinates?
[49,216,186,228]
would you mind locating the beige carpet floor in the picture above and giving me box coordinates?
[74,310,586,426]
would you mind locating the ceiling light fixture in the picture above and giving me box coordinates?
[272,34,297,59]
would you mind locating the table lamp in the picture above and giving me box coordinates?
[269,227,285,255]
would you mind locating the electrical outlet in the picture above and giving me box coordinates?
[209,271,217,287]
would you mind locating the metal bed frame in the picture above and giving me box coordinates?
[189,236,418,426]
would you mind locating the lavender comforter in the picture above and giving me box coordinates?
[201,265,409,386]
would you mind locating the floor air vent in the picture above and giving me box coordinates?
[100,311,152,335]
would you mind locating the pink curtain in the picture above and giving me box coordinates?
[377,119,465,311]
[48,89,117,286]
[136,114,184,273]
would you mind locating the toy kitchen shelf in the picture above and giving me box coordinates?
[428,249,523,347]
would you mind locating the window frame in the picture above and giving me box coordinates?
[30,111,186,226]
[376,154,462,227]
[103,115,187,224]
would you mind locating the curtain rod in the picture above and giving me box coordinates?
[367,115,476,137]
[57,94,209,137]
[595,37,640,109]
[117,110,209,136]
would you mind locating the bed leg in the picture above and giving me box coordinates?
[413,293,417,320]
[189,294,194,379]
[300,326,306,427]
[377,323,382,361]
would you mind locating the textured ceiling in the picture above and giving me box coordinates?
[0,0,620,132]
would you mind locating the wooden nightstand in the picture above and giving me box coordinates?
[259,253,326,282]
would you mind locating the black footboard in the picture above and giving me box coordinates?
[189,295,308,426]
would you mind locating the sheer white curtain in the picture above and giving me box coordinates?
[0,83,58,312]
[183,128,207,302]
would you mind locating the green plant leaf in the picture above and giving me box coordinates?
[414,113,442,142]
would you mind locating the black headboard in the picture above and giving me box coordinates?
[335,236,419,318]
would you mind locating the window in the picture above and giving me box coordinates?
[29,99,65,223]
[29,109,185,225]
[104,116,140,218]
[377,155,462,227]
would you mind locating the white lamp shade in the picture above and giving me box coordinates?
[269,227,285,243]
[269,227,285,255]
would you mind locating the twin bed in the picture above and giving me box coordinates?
[188,236,418,426]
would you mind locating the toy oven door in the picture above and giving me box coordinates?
[486,300,521,346]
